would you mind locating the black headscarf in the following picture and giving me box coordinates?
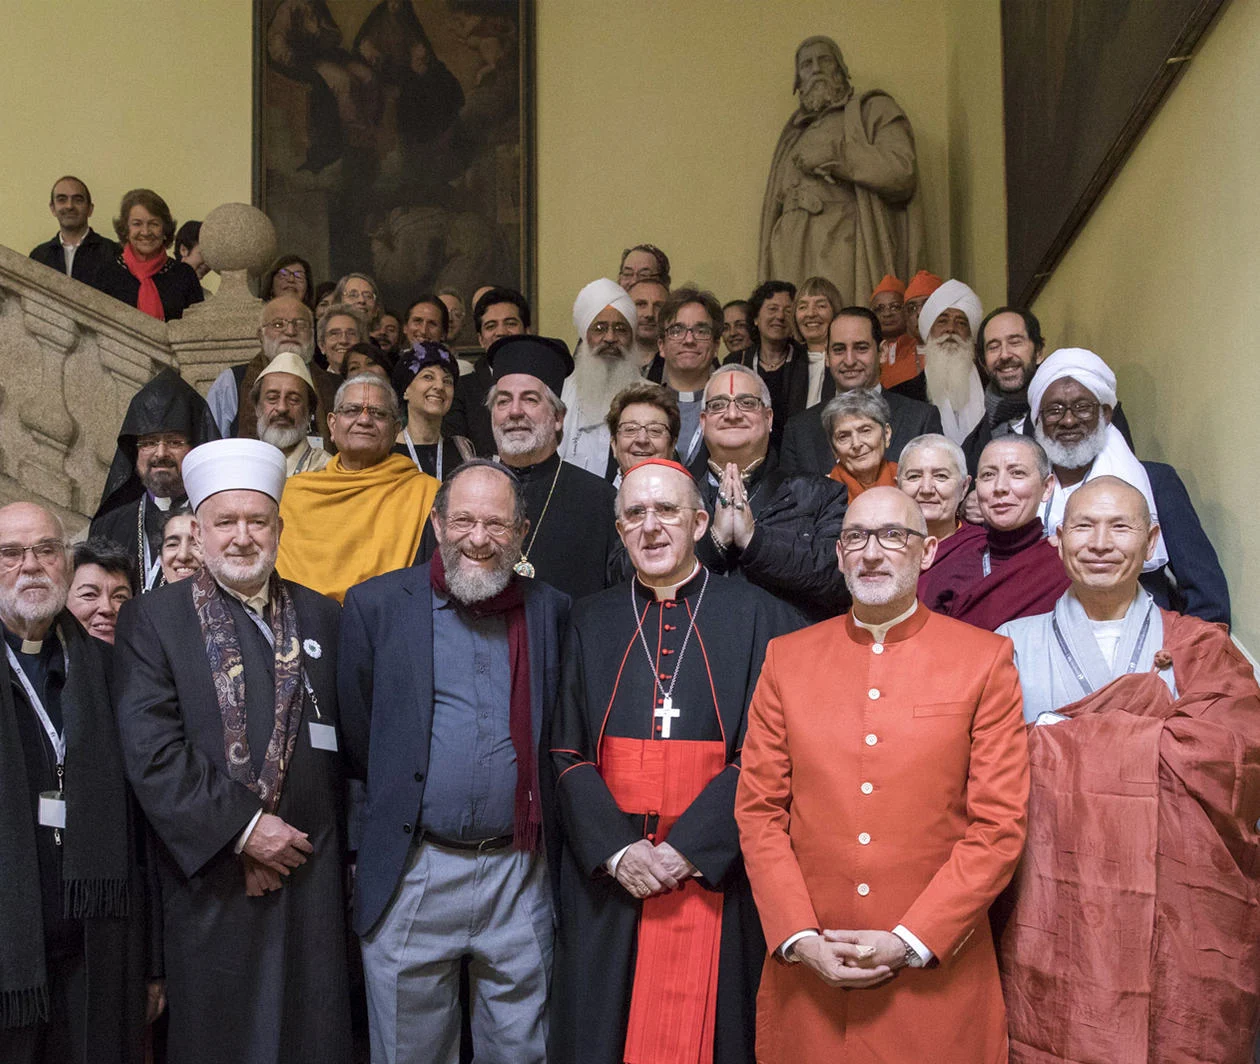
[94,368,220,520]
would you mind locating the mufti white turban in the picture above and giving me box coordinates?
[573,277,637,339]
[1027,347,1118,421]
[917,278,983,343]
[182,438,287,512]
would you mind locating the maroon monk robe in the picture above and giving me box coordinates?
[998,611,1260,1064]
[918,518,1069,630]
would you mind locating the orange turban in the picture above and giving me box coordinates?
[870,274,905,300]
[904,270,943,302]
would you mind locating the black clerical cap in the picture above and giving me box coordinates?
[485,336,574,398]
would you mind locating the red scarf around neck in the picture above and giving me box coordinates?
[429,550,540,851]
[123,244,167,320]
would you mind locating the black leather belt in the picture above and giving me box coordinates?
[423,831,514,853]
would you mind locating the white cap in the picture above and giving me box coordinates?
[182,439,288,512]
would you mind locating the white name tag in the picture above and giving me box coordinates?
[1034,711,1069,727]
[39,792,67,829]
[309,722,339,751]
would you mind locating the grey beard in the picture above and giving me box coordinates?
[1035,420,1108,471]
[572,341,642,427]
[258,417,306,451]
[800,74,850,114]
[495,419,553,458]
[204,546,277,594]
[0,577,68,630]
[842,564,919,608]
[923,335,976,412]
[140,465,183,499]
[438,540,520,604]
[261,336,314,363]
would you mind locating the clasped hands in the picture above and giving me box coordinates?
[793,929,907,990]
[613,839,696,900]
[241,812,314,897]
[712,463,755,551]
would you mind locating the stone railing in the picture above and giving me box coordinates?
[0,204,277,534]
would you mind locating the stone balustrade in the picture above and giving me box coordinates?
[0,204,277,533]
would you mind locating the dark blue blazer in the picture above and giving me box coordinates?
[338,564,570,935]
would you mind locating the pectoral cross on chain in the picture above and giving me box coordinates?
[655,696,680,739]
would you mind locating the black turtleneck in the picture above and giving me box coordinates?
[984,517,1046,566]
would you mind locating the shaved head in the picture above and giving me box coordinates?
[1064,475,1150,528]
[844,485,928,534]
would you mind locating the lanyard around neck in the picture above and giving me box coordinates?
[1051,603,1153,697]
[404,429,443,482]
[6,639,68,765]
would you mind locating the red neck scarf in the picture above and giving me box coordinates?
[123,244,167,320]
[429,550,539,851]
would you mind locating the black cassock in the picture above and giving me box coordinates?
[549,568,798,1064]
[113,578,351,1064]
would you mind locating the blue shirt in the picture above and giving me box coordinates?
[418,590,517,839]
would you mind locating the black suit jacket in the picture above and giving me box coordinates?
[29,227,120,286]
[779,388,943,476]
[338,565,571,935]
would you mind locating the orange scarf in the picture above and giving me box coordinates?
[829,459,898,499]
[123,244,167,320]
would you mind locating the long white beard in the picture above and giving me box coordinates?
[923,334,978,412]
[0,575,67,629]
[1035,419,1108,471]
[570,340,642,428]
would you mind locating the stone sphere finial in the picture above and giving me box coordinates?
[199,203,277,277]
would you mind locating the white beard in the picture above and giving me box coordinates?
[569,340,643,428]
[923,334,978,412]
[258,415,306,451]
[843,563,920,608]
[1035,419,1108,471]
[204,544,277,593]
[0,574,68,630]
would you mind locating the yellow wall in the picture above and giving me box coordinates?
[1,0,1002,334]
[1033,0,1258,650]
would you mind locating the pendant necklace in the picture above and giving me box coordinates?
[513,459,563,578]
[629,567,709,738]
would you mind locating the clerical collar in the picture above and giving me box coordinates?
[852,600,919,644]
[216,577,270,616]
[706,456,765,483]
[984,517,1045,559]
[149,492,174,512]
[674,389,700,402]
[503,451,560,480]
[637,561,702,602]
[3,625,57,658]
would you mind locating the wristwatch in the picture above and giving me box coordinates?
[893,932,921,969]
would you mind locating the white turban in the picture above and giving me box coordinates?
[573,278,637,339]
[1027,347,1118,421]
[182,438,287,512]
[917,278,983,343]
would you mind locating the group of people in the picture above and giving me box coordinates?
[8,200,1258,1064]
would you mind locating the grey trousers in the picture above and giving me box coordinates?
[360,839,552,1064]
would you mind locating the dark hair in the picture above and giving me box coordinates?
[976,306,1044,360]
[49,175,92,206]
[342,341,394,377]
[113,188,176,247]
[73,536,137,590]
[658,287,722,333]
[431,458,527,526]
[473,286,531,334]
[262,254,316,309]
[604,382,681,443]
[747,280,797,344]
[313,280,337,314]
[834,306,884,347]
[620,244,672,287]
[404,295,450,338]
[174,220,201,257]
[158,505,195,536]
[722,299,750,316]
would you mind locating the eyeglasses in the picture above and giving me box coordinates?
[875,302,904,313]
[590,321,633,340]
[276,268,307,282]
[334,403,394,422]
[664,323,715,341]
[838,526,927,552]
[263,318,313,334]
[0,540,65,571]
[619,503,695,529]
[703,395,765,415]
[616,421,671,440]
[442,515,518,539]
[136,433,189,452]
[1041,400,1100,422]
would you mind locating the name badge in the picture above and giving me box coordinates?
[309,722,339,752]
[39,791,67,829]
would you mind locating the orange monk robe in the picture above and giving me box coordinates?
[999,610,1260,1064]
[828,459,898,500]
[879,333,921,390]
[736,605,1029,1064]
[276,453,438,602]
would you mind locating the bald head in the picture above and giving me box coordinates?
[844,485,928,535]
[0,502,71,636]
[838,487,935,616]
[1063,475,1150,529]
[1057,475,1159,604]
[260,294,315,362]
[617,461,702,516]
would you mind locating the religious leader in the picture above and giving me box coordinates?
[549,458,797,1064]
[996,476,1260,1061]
[114,438,352,1063]
[736,486,1029,1063]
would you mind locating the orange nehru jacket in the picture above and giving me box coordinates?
[736,605,1029,1063]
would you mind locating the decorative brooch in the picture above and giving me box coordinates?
[303,638,322,659]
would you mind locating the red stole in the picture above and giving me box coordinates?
[601,736,727,1064]
[828,459,898,499]
[122,244,167,320]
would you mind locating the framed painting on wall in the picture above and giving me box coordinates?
[253,0,535,337]
[1002,0,1226,306]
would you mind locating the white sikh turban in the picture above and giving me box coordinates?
[182,438,288,513]
[1027,348,1118,420]
[573,277,637,339]
[917,278,983,342]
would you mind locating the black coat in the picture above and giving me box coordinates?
[779,388,943,476]
[90,253,204,321]
[28,228,120,287]
[113,578,351,1064]
[442,356,495,456]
